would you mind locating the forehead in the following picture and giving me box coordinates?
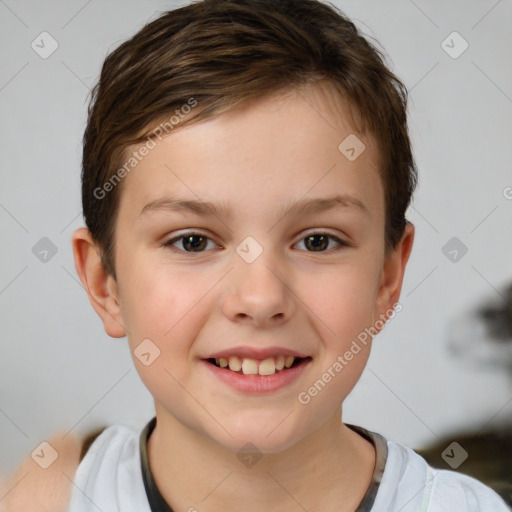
[116,82,384,225]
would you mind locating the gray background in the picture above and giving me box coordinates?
[1,0,511,475]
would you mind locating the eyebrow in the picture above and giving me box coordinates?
[137,194,369,221]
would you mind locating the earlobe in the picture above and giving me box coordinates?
[375,222,415,325]
[71,227,126,338]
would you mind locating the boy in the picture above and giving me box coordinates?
[2,0,510,511]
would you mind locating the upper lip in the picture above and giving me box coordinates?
[205,346,309,360]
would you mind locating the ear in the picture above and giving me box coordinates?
[71,227,126,338]
[374,222,415,325]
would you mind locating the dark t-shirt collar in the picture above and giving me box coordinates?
[139,416,388,512]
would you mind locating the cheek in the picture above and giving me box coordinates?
[118,264,222,387]
[120,262,209,340]
[302,262,380,341]
[120,267,210,404]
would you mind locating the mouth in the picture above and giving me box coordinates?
[205,355,311,376]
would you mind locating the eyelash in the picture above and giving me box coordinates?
[162,231,349,254]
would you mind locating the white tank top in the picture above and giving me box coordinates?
[66,417,510,512]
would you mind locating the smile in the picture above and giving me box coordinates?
[208,355,306,376]
[203,355,312,394]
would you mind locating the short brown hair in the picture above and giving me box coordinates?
[81,0,417,279]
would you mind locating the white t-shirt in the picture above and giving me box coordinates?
[66,418,511,512]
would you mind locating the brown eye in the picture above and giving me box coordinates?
[164,233,216,253]
[181,235,208,252]
[305,234,329,251]
[296,233,347,252]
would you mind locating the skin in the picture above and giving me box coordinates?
[72,81,414,512]
[0,432,82,512]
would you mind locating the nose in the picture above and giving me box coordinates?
[221,250,296,328]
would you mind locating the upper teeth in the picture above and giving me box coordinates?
[215,355,296,375]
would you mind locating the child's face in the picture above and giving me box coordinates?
[85,84,412,452]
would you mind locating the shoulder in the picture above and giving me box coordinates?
[0,426,108,512]
[67,422,148,512]
[384,439,511,511]
[426,466,511,511]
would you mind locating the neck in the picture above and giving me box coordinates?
[147,406,376,512]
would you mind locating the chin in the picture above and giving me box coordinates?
[208,410,309,455]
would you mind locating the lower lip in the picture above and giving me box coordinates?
[202,358,311,394]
